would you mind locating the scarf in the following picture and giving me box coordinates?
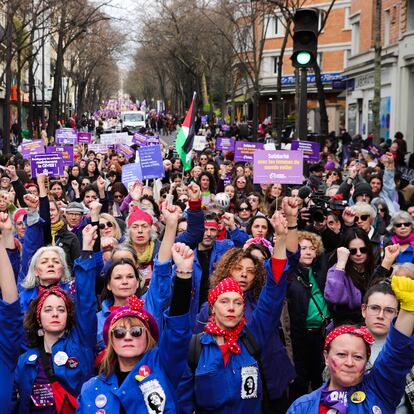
[51,220,65,245]
[320,383,348,414]
[391,233,414,256]
[204,316,246,354]
[137,240,155,265]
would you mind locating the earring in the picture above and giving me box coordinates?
[37,328,45,337]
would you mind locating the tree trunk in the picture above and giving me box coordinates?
[372,0,382,144]
[313,61,329,136]
[3,3,13,155]
[28,58,35,138]
[77,79,87,116]
[201,71,209,112]
[252,85,259,141]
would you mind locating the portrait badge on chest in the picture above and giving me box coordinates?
[241,366,258,399]
[139,379,166,414]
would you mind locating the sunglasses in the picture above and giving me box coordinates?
[238,207,250,212]
[349,247,368,255]
[394,222,411,228]
[99,222,113,230]
[113,194,123,199]
[354,215,370,223]
[111,326,145,339]
[377,207,385,212]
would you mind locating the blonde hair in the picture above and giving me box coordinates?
[393,263,414,279]
[22,246,72,289]
[100,213,122,240]
[298,231,324,256]
[351,202,376,220]
[99,316,157,378]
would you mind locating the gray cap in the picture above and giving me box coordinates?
[65,202,85,214]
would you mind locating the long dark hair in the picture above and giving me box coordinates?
[331,228,374,293]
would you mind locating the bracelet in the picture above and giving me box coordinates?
[287,225,298,230]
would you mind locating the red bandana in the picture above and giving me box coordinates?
[127,206,153,227]
[205,316,246,354]
[36,286,70,324]
[208,277,244,307]
[111,295,149,326]
[324,325,375,356]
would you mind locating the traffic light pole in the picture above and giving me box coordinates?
[298,67,308,140]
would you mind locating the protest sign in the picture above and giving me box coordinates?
[234,141,264,162]
[137,145,165,180]
[399,166,414,184]
[264,142,276,151]
[221,124,231,132]
[201,115,208,125]
[253,150,303,184]
[30,153,64,177]
[56,128,78,145]
[122,163,142,190]
[116,143,135,159]
[88,144,108,153]
[100,132,129,145]
[193,135,207,151]
[20,140,45,157]
[132,132,147,145]
[77,132,92,144]
[215,137,235,151]
[290,140,320,162]
[46,146,74,166]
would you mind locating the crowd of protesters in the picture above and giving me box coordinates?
[0,120,413,414]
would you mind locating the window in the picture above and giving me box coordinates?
[317,52,323,69]
[351,21,360,55]
[343,49,351,68]
[384,9,390,46]
[273,56,279,74]
[408,0,414,31]
[265,15,284,38]
[344,7,351,30]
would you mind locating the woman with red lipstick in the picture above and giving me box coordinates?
[287,273,414,414]
[13,225,99,413]
[178,210,291,414]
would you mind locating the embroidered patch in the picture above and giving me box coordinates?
[31,383,54,407]
[241,366,258,399]
[139,379,166,414]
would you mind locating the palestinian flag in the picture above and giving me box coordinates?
[176,92,196,171]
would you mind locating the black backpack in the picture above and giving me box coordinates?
[187,327,270,413]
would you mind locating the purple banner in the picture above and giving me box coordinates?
[116,143,135,159]
[55,128,77,145]
[21,140,45,157]
[77,132,92,144]
[30,153,64,177]
[46,146,74,166]
[290,140,320,162]
[221,124,231,132]
[215,137,235,151]
[253,150,304,184]
[234,141,264,162]
[136,145,164,180]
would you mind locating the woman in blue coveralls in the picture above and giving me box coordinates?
[13,224,99,413]
[0,212,23,414]
[286,274,414,413]
[76,242,194,413]
[178,208,291,414]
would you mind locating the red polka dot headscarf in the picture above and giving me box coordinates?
[324,325,375,356]
[208,277,245,308]
[36,286,71,324]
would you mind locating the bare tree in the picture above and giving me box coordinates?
[372,0,381,144]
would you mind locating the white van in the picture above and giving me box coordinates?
[120,111,146,133]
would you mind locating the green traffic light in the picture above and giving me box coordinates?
[296,52,312,65]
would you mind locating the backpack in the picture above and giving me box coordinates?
[187,326,270,413]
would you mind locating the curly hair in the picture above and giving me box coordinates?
[210,248,266,300]
[24,291,76,348]
[298,231,324,256]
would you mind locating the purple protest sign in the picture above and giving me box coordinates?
[215,137,235,151]
[46,146,74,166]
[146,135,160,146]
[221,124,231,132]
[122,163,142,189]
[30,153,64,177]
[234,141,264,162]
[253,150,304,184]
[290,140,320,162]
[20,140,45,157]
[77,132,92,144]
[132,132,147,146]
[116,144,135,159]
[136,145,164,180]
[55,129,77,145]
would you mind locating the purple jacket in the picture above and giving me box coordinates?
[324,265,361,309]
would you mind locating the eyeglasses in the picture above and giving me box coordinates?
[394,222,411,228]
[111,326,145,339]
[366,304,398,319]
[238,207,250,212]
[99,222,113,230]
[354,215,370,223]
[349,247,368,255]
